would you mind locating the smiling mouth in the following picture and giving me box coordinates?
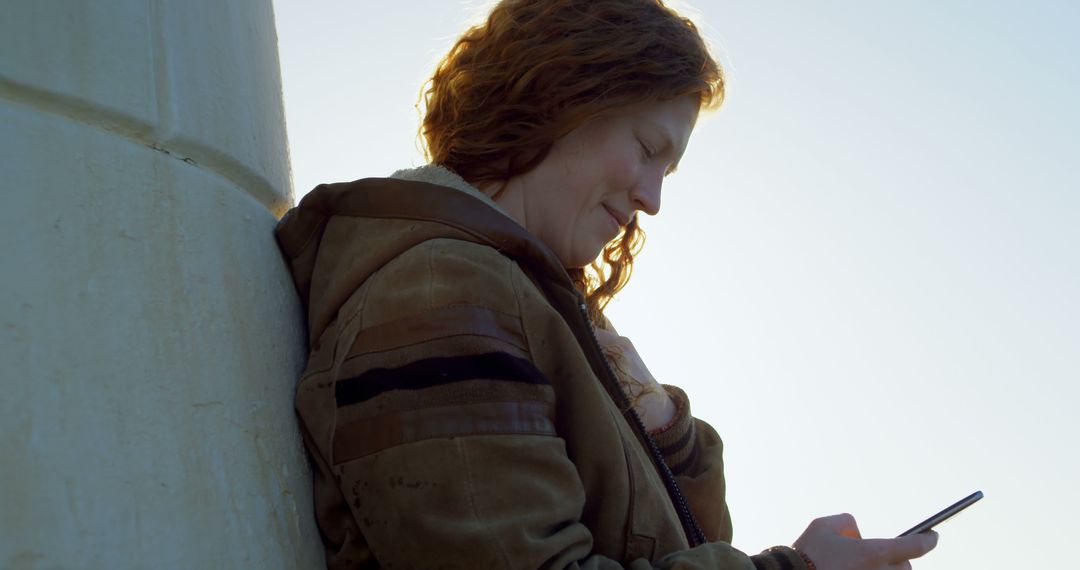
[603,207,621,231]
[603,205,629,231]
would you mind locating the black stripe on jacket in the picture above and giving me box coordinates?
[335,351,550,407]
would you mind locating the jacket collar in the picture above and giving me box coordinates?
[388,164,516,222]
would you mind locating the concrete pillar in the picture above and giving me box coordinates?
[0,1,323,567]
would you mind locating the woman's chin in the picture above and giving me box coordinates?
[562,246,606,270]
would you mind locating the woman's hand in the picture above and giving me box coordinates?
[793,514,939,570]
[594,328,677,431]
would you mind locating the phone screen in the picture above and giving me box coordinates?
[897,490,983,537]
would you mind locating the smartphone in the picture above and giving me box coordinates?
[897,490,983,537]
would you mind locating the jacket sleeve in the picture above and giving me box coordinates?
[647,385,732,542]
[314,239,794,569]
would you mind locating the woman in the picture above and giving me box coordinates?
[275,1,939,568]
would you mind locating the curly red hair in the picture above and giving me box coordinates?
[420,0,723,323]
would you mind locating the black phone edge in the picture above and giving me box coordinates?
[897,490,984,538]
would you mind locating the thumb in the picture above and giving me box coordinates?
[882,531,939,562]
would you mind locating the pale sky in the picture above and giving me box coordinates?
[273,2,1079,567]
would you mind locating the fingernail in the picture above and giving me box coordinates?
[926,531,940,548]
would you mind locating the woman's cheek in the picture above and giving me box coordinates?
[607,151,642,189]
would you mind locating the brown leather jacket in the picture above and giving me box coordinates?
[275,169,807,569]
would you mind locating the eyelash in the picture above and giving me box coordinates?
[638,140,655,161]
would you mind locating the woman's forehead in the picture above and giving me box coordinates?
[629,97,699,140]
[616,96,700,126]
[567,95,699,148]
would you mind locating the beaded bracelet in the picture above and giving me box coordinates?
[794,548,817,570]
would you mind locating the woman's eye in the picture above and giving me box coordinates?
[638,140,654,161]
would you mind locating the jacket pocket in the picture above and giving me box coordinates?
[619,431,681,561]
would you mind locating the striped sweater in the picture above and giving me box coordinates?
[274,166,807,569]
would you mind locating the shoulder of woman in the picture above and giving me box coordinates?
[361,238,526,319]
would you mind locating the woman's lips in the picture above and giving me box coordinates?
[603,206,622,232]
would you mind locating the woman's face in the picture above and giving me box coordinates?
[492,95,700,268]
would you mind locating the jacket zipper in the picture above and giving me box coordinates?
[577,300,707,548]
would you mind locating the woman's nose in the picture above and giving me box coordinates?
[630,172,663,216]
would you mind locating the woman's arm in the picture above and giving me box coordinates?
[591,328,939,570]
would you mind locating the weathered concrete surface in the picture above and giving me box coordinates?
[0,1,322,568]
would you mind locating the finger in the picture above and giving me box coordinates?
[819,513,862,538]
[887,562,912,570]
[896,531,938,560]
[865,531,939,563]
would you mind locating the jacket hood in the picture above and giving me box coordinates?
[274,165,576,347]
